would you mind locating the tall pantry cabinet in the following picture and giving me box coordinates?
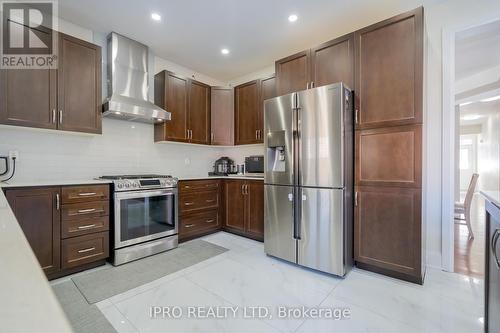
[353,7,425,284]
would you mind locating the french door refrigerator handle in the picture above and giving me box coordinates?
[492,228,500,268]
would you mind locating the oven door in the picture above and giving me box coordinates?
[114,188,178,249]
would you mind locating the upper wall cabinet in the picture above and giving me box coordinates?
[58,33,102,134]
[234,80,260,145]
[354,8,423,129]
[211,87,234,146]
[234,75,276,145]
[0,32,102,134]
[275,33,354,96]
[154,71,211,145]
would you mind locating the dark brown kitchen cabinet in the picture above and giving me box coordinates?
[188,79,211,144]
[211,87,234,145]
[354,8,423,129]
[0,32,102,134]
[353,7,424,284]
[223,179,264,241]
[4,184,110,279]
[234,80,260,145]
[354,186,422,283]
[275,50,310,96]
[0,69,57,129]
[155,71,211,144]
[6,187,61,275]
[58,33,102,134]
[154,71,189,142]
[310,33,354,89]
[178,179,221,242]
[275,32,354,96]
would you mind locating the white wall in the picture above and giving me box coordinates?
[478,112,500,191]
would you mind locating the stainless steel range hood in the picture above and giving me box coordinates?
[102,32,171,123]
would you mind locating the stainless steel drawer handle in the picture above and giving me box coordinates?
[78,247,95,253]
[78,192,98,196]
[185,224,196,228]
[205,219,215,223]
[184,202,195,206]
[77,224,96,230]
[77,208,97,214]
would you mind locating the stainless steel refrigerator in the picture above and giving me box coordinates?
[263,82,353,277]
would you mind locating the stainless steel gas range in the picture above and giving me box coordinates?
[99,174,179,265]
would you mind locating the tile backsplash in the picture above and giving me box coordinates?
[0,118,263,182]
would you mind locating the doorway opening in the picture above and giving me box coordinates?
[452,20,500,278]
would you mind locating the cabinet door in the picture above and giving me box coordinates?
[354,8,423,129]
[275,50,310,96]
[58,33,102,134]
[311,33,354,89]
[0,69,57,129]
[259,75,276,142]
[6,187,61,275]
[154,71,189,142]
[234,80,260,145]
[223,180,246,232]
[211,87,234,145]
[354,186,422,282]
[245,181,264,240]
[356,125,422,188]
[188,79,211,144]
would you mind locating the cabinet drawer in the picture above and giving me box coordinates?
[61,201,109,221]
[61,216,109,239]
[179,180,219,193]
[61,232,109,269]
[180,191,219,213]
[180,210,220,236]
[61,185,109,204]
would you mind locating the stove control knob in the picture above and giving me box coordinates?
[125,183,130,188]
[117,183,123,189]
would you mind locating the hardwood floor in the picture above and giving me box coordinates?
[454,193,485,278]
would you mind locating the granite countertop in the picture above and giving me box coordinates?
[0,190,73,332]
[481,191,500,208]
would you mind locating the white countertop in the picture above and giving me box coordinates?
[0,179,112,188]
[481,191,500,208]
[0,190,73,332]
[180,175,264,181]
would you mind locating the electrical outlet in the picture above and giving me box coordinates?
[9,150,19,159]
[184,158,191,165]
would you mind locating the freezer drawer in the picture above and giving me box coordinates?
[487,200,500,333]
[264,184,296,263]
[297,187,345,276]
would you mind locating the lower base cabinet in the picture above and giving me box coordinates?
[5,184,110,280]
[178,179,264,242]
[223,179,264,241]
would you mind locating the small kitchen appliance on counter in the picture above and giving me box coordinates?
[245,155,264,176]
[209,157,236,176]
[99,174,178,265]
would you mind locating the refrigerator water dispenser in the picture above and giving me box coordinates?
[266,130,286,172]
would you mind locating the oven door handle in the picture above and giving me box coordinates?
[114,189,176,200]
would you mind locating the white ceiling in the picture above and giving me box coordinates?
[58,0,433,81]
[455,19,500,81]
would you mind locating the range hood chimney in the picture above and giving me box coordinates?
[102,32,171,123]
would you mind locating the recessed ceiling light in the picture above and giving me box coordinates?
[288,14,298,22]
[114,111,121,115]
[480,95,500,102]
[151,13,162,21]
[462,114,481,121]
[221,48,230,55]
[459,101,473,107]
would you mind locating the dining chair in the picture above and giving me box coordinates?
[454,173,479,239]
